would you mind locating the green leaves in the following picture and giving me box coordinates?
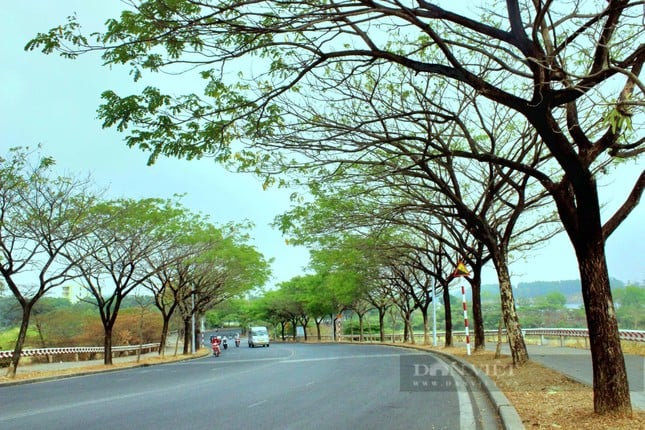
[24,15,87,58]
[604,105,634,134]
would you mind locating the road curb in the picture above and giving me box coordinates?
[397,345,525,430]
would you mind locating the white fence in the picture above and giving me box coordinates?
[336,328,645,344]
[0,343,160,359]
[522,328,645,342]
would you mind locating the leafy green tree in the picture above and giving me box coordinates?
[535,292,567,311]
[299,274,335,341]
[0,146,97,377]
[141,211,213,355]
[175,222,271,353]
[66,197,188,364]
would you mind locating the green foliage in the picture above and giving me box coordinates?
[0,327,38,351]
[0,296,22,329]
[534,291,567,310]
[614,285,645,329]
[342,319,380,335]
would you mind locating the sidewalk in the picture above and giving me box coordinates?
[487,343,645,411]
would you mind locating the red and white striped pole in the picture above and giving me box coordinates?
[461,284,471,356]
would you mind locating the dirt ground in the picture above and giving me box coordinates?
[438,347,645,430]
[2,346,644,429]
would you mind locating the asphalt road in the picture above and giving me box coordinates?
[0,343,501,430]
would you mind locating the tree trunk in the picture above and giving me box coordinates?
[5,304,33,378]
[159,317,170,357]
[315,319,322,341]
[442,283,453,347]
[103,325,114,365]
[291,318,297,339]
[403,310,415,344]
[182,318,191,355]
[495,261,528,365]
[495,317,503,359]
[402,315,409,342]
[301,318,309,341]
[358,314,364,342]
[576,237,631,414]
[379,308,386,342]
[547,168,633,414]
[420,305,430,345]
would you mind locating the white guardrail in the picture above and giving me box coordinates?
[338,328,645,344]
[0,343,160,359]
[452,328,645,342]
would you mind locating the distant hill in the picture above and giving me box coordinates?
[481,278,628,304]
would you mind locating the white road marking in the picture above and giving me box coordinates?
[248,400,267,409]
[433,355,477,430]
[278,352,422,364]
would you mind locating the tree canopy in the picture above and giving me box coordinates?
[26,0,643,414]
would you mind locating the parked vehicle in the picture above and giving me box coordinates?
[248,326,270,348]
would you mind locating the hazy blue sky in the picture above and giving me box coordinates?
[2,1,643,290]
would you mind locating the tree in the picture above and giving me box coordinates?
[176,222,271,353]
[299,273,336,341]
[29,0,643,414]
[67,197,187,364]
[0,146,97,377]
[142,212,215,355]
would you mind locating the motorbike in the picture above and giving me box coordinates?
[234,338,240,347]
[212,341,221,357]
[222,338,228,350]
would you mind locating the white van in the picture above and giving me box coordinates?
[248,326,270,348]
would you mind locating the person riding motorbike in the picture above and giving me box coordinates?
[211,336,221,357]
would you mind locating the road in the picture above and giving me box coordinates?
[0,343,501,430]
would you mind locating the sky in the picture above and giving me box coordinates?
[1,1,643,291]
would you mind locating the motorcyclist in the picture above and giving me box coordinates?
[211,336,221,356]
[222,336,228,350]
